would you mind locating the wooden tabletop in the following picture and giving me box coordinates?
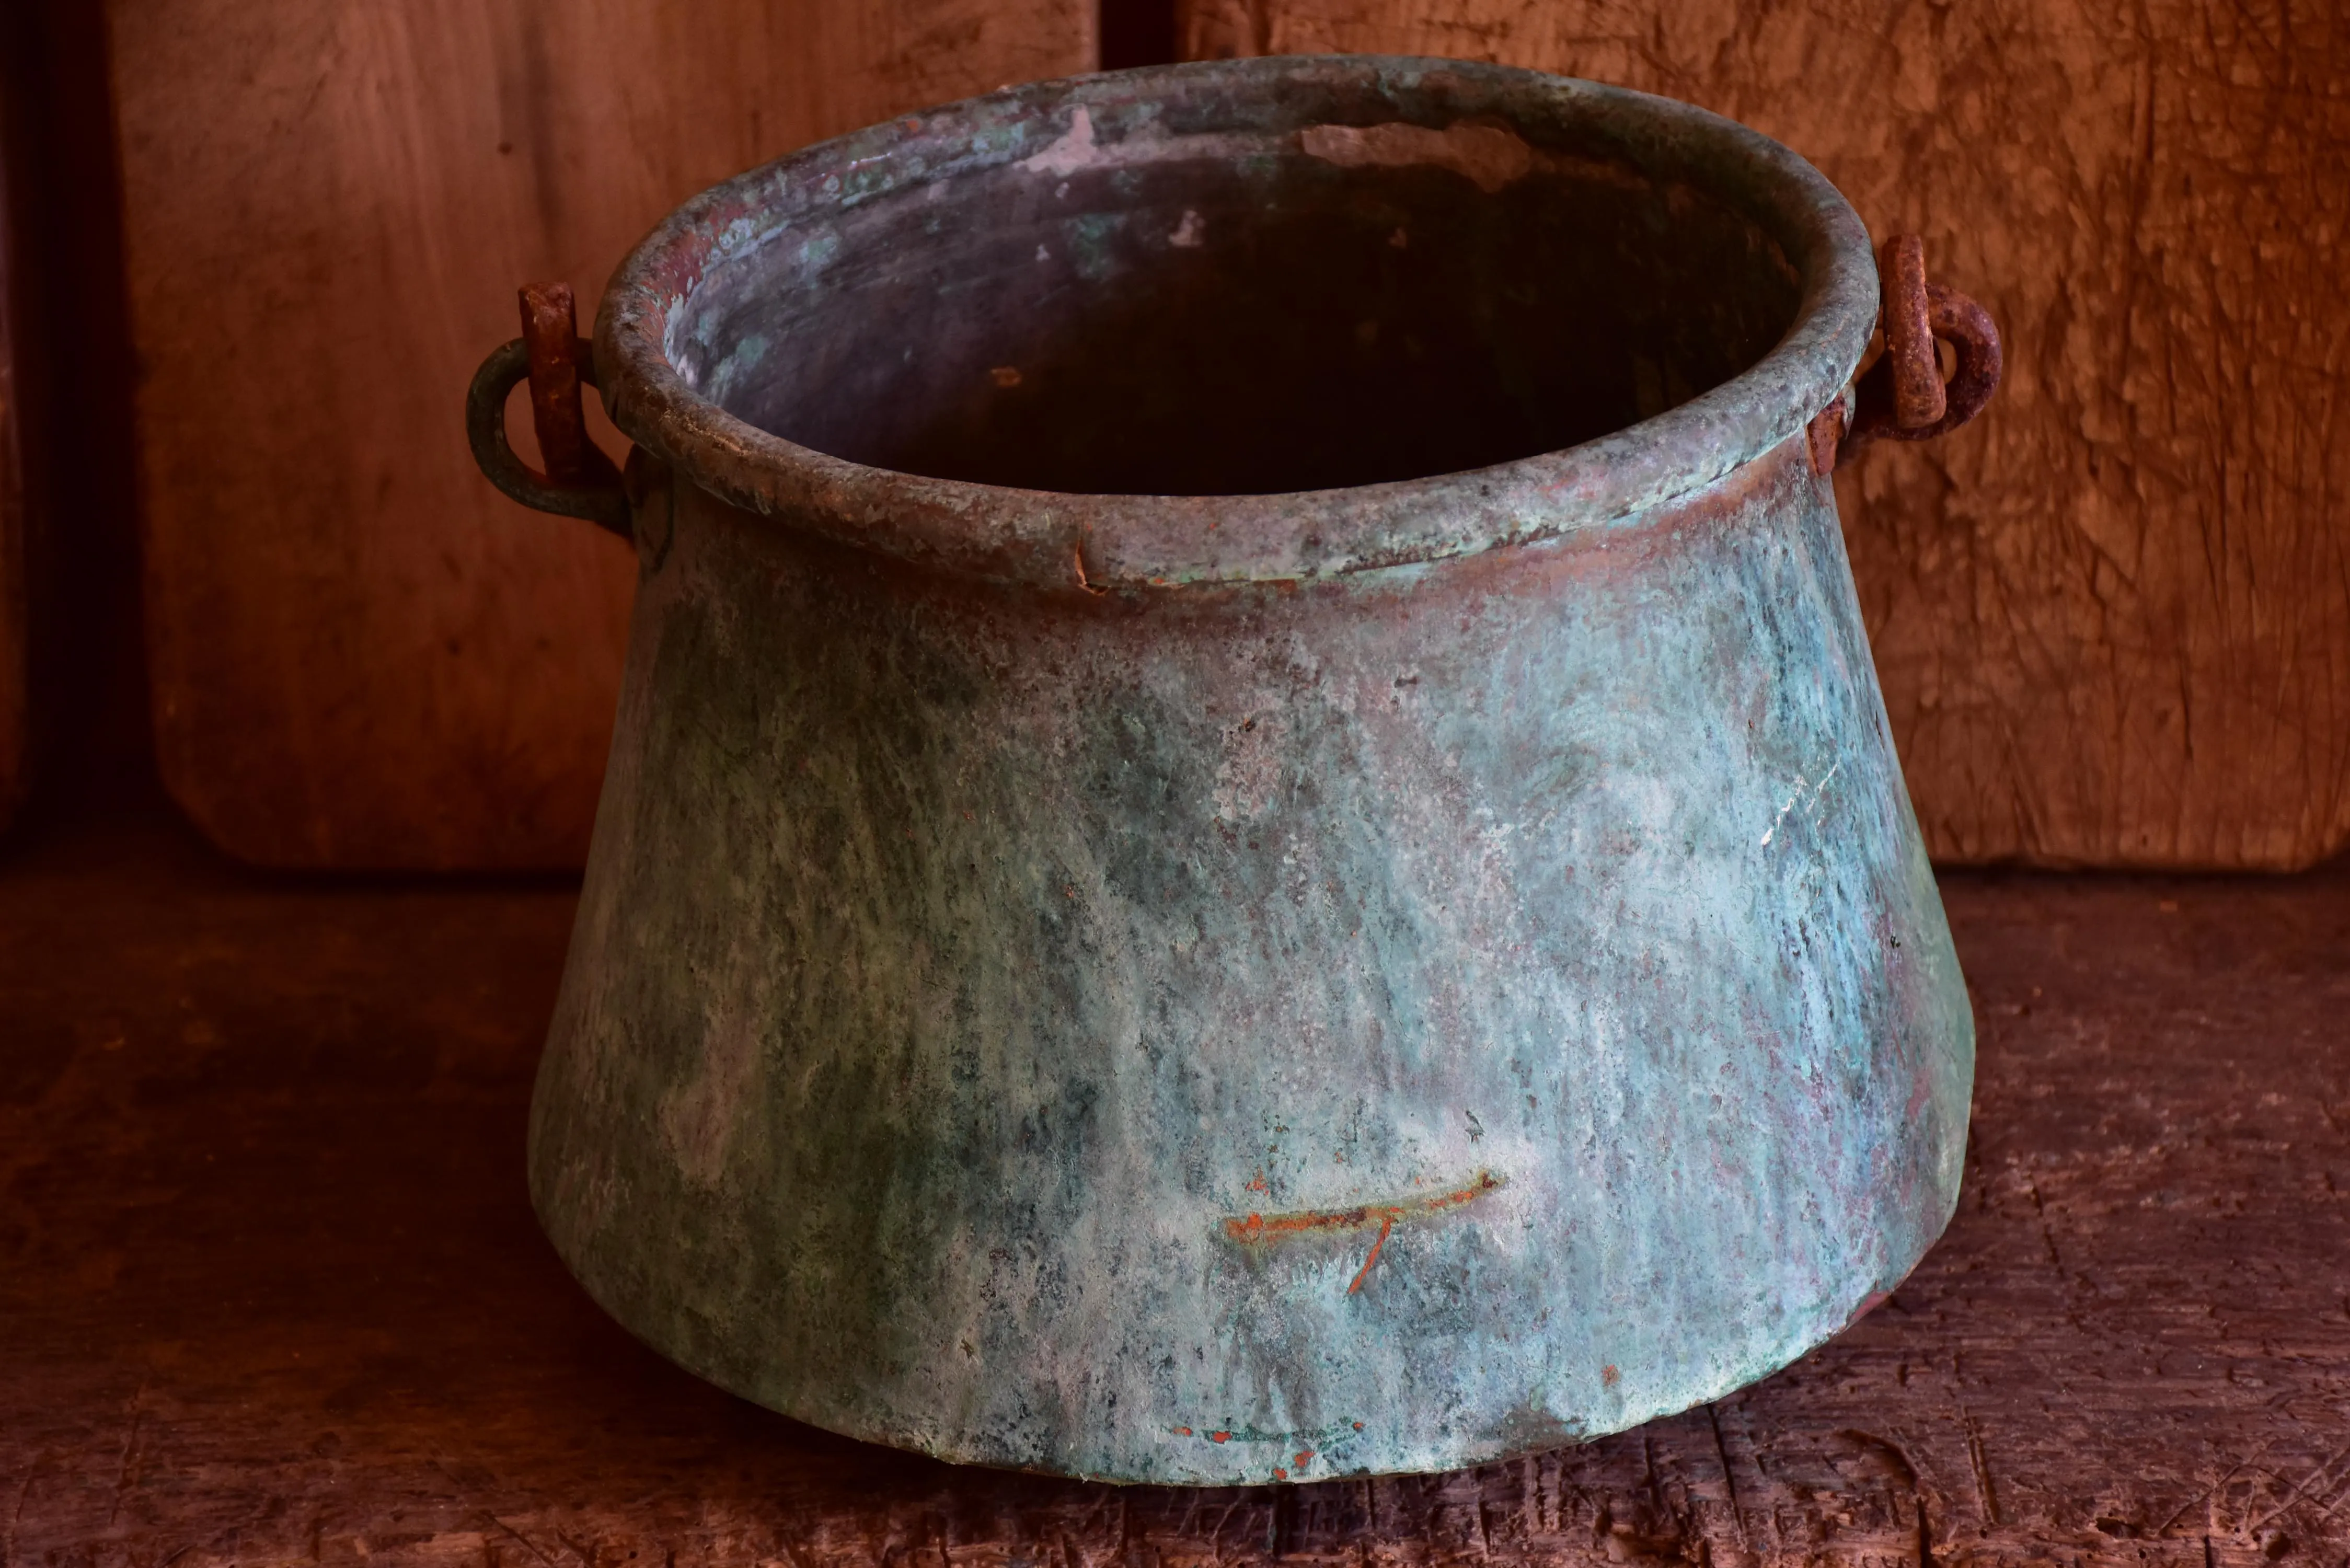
[4,813,2346,1566]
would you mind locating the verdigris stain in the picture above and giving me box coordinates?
[478,56,1979,1486]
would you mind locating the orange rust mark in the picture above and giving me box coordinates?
[1209,1431,1231,1443]
[1222,1169,1503,1245]
[1295,1449,1315,1467]
[1273,1467,1288,1480]
[1353,1422,1364,1431]
[1173,1426,1192,1436]
[1246,1171,1269,1194]
[1223,1171,1502,1296]
[1346,1213,1395,1295]
[1073,536,1109,596]
[1602,1365,1620,1387]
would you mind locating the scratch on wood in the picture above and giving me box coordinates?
[486,1515,561,1568]
[1707,1404,1751,1548]
[2156,1439,2283,1539]
[105,1383,146,1529]
[2245,1438,2350,1535]
[2310,1471,2350,1527]
[1961,1408,2000,1526]
[4,1451,42,1568]
[2024,1181,2063,1270]
[1207,1493,1248,1559]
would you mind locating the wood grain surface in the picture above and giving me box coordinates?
[3,811,2347,1563]
[0,149,25,832]
[1179,0,2350,869]
[114,0,1091,869]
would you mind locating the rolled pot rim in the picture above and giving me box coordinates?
[594,55,1879,592]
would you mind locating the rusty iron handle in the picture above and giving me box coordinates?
[465,283,630,538]
[1877,236,1943,429]
[1846,280,2002,449]
[1808,237,2004,475]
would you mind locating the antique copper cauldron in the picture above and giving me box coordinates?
[466,55,2000,1485]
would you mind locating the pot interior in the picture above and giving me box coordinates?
[672,119,1805,497]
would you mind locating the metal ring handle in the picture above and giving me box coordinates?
[1808,237,2004,474]
[464,295,631,538]
[1879,236,1946,430]
[1844,280,2003,452]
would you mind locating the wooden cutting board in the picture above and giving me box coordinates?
[117,0,1091,868]
[1181,0,2350,868]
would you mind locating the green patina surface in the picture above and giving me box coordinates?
[518,58,1976,1486]
[529,442,1969,1484]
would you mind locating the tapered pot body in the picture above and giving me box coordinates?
[525,56,1974,1485]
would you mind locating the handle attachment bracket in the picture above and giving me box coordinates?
[465,283,631,537]
[1809,236,2004,476]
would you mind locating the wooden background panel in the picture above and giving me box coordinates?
[0,138,26,832]
[1182,0,2350,869]
[0,143,26,835]
[117,0,1092,869]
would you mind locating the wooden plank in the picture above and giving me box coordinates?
[0,144,25,833]
[116,0,1093,868]
[3,823,2348,1561]
[1181,0,2350,869]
